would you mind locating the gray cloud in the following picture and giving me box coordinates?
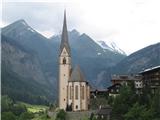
[2,1,160,54]
[2,2,80,35]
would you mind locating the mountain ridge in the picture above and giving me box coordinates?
[96,40,126,55]
[2,19,160,103]
[112,42,160,74]
[50,29,126,55]
[1,20,126,101]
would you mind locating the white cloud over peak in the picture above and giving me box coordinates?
[1,0,160,54]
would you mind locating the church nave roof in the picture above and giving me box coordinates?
[69,65,86,82]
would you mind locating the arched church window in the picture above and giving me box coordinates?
[82,86,85,100]
[63,57,66,64]
[75,86,78,99]
[70,86,72,99]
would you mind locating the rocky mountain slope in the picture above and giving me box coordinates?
[49,29,126,87]
[1,20,58,103]
[2,19,159,103]
[1,35,55,104]
[112,42,160,74]
[1,20,126,102]
[96,42,160,87]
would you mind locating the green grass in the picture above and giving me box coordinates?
[18,102,51,120]
[18,102,49,113]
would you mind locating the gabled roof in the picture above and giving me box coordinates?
[69,65,86,82]
[59,10,71,56]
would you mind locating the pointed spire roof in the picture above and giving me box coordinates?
[70,65,86,82]
[59,10,71,56]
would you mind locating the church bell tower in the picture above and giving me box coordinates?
[58,11,71,110]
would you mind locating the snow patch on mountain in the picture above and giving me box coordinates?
[110,42,126,55]
[97,52,102,55]
[97,40,126,55]
[21,21,27,26]
[27,27,35,33]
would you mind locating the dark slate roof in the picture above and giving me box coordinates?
[59,10,71,56]
[139,65,160,74]
[107,83,121,91]
[111,74,142,81]
[69,65,86,82]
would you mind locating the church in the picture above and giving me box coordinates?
[58,11,90,111]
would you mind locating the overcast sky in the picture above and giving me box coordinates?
[1,0,160,55]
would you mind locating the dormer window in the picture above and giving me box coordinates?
[63,57,66,64]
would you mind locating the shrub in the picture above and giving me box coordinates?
[11,103,27,116]
[1,112,16,120]
[56,109,66,120]
[18,112,34,120]
[124,102,154,120]
[1,95,13,112]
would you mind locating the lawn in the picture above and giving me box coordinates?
[18,102,52,120]
[18,102,49,113]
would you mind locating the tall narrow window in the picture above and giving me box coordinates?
[70,86,72,99]
[63,57,66,64]
[82,86,85,100]
[75,85,78,100]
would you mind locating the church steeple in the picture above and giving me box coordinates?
[60,10,71,56]
[58,11,72,110]
[58,11,90,111]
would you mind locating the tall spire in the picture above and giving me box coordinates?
[60,10,71,56]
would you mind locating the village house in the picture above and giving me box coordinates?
[140,65,160,94]
[108,65,160,96]
[111,74,143,94]
[90,89,107,99]
[107,83,121,97]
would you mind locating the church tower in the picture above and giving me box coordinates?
[59,11,71,110]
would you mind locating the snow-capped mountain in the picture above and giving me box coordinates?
[97,40,126,55]
[2,20,126,103]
